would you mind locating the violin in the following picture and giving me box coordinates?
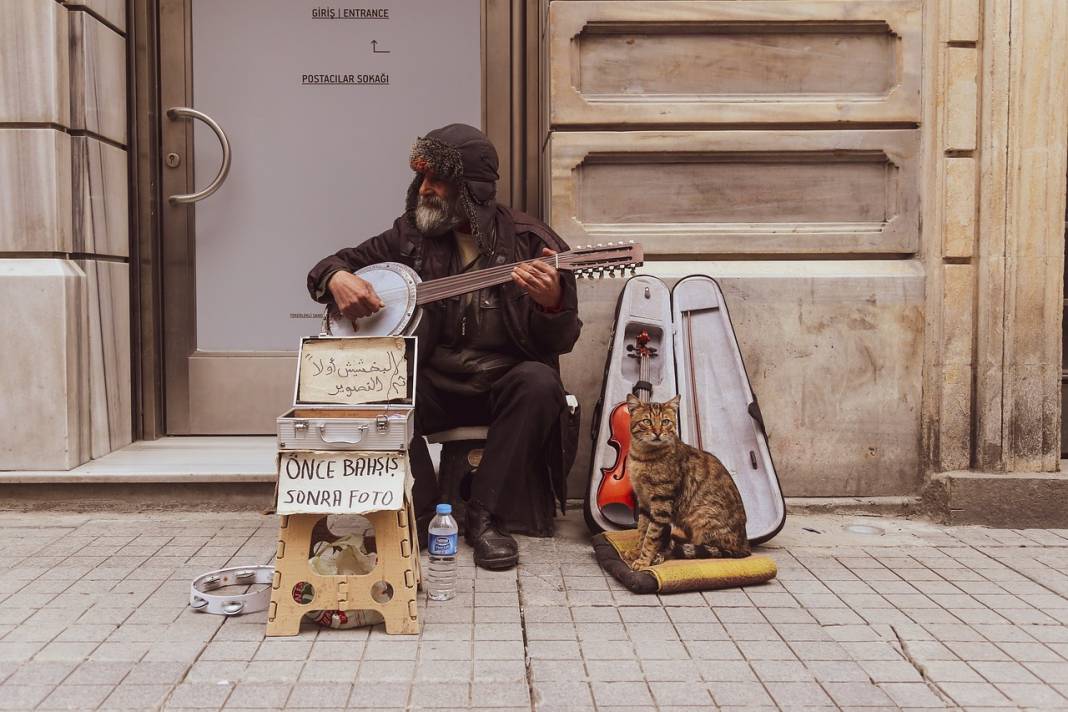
[596,330,657,520]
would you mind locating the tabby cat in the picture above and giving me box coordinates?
[625,394,750,570]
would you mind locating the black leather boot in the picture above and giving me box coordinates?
[465,500,518,570]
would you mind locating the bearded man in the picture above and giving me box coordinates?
[307,124,581,570]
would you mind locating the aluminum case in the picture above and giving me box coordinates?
[277,336,417,451]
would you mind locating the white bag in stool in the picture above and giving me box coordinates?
[302,533,385,629]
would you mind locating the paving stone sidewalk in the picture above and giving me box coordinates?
[1,510,1068,711]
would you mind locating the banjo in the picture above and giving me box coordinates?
[323,242,644,337]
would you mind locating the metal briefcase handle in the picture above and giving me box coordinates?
[317,424,368,444]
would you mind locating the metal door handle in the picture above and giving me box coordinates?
[166,107,232,204]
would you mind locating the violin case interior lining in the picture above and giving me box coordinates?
[586,276,677,534]
[586,275,786,544]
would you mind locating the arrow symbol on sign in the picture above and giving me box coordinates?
[371,40,390,54]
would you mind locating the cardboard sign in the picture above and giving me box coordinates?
[277,451,407,514]
[297,337,409,405]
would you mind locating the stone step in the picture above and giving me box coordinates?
[0,437,276,511]
[0,437,276,483]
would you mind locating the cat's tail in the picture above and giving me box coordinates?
[672,542,751,559]
[672,542,719,559]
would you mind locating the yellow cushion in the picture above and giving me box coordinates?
[595,529,777,594]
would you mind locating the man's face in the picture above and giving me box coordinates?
[414,173,461,236]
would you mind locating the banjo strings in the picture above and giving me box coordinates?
[334,245,630,314]
[415,254,567,304]
[345,253,571,305]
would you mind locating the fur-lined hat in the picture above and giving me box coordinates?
[406,123,499,255]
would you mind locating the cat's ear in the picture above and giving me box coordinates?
[626,393,641,412]
[666,394,682,410]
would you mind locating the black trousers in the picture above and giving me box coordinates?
[408,361,565,521]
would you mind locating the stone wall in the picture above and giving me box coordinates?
[551,0,1068,504]
[0,0,130,469]
[549,0,928,497]
[921,0,1068,480]
[1,0,1063,508]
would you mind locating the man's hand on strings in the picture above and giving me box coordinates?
[513,248,563,309]
[328,271,385,319]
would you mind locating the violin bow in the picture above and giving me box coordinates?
[683,310,703,451]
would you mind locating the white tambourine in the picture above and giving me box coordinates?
[189,565,275,616]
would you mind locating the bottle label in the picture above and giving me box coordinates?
[429,533,457,557]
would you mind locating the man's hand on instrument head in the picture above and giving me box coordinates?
[328,271,385,319]
[512,248,563,310]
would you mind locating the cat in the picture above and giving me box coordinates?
[624,394,750,570]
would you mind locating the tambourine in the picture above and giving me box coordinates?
[189,565,275,616]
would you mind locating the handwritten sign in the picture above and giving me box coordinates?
[297,337,409,405]
[277,451,407,514]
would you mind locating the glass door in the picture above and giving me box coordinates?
[158,0,481,433]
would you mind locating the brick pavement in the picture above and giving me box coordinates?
[0,510,1067,710]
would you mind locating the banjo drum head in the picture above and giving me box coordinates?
[326,262,421,337]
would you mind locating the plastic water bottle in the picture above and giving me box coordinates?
[427,503,458,601]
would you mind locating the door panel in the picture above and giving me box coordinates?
[549,0,922,126]
[550,130,920,256]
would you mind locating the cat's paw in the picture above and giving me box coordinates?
[650,553,666,566]
[629,558,650,571]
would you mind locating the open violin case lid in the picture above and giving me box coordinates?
[672,275,785,545]
[585,275,786,545]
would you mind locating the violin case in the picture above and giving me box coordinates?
[584,275,786,545]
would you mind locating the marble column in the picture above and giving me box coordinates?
[0,0,131,470]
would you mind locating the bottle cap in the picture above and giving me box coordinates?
[435,503,452,515]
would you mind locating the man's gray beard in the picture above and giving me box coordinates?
[414,194,462,236]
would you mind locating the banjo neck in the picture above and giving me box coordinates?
[412,242,644,306]
[414,253,564,306]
